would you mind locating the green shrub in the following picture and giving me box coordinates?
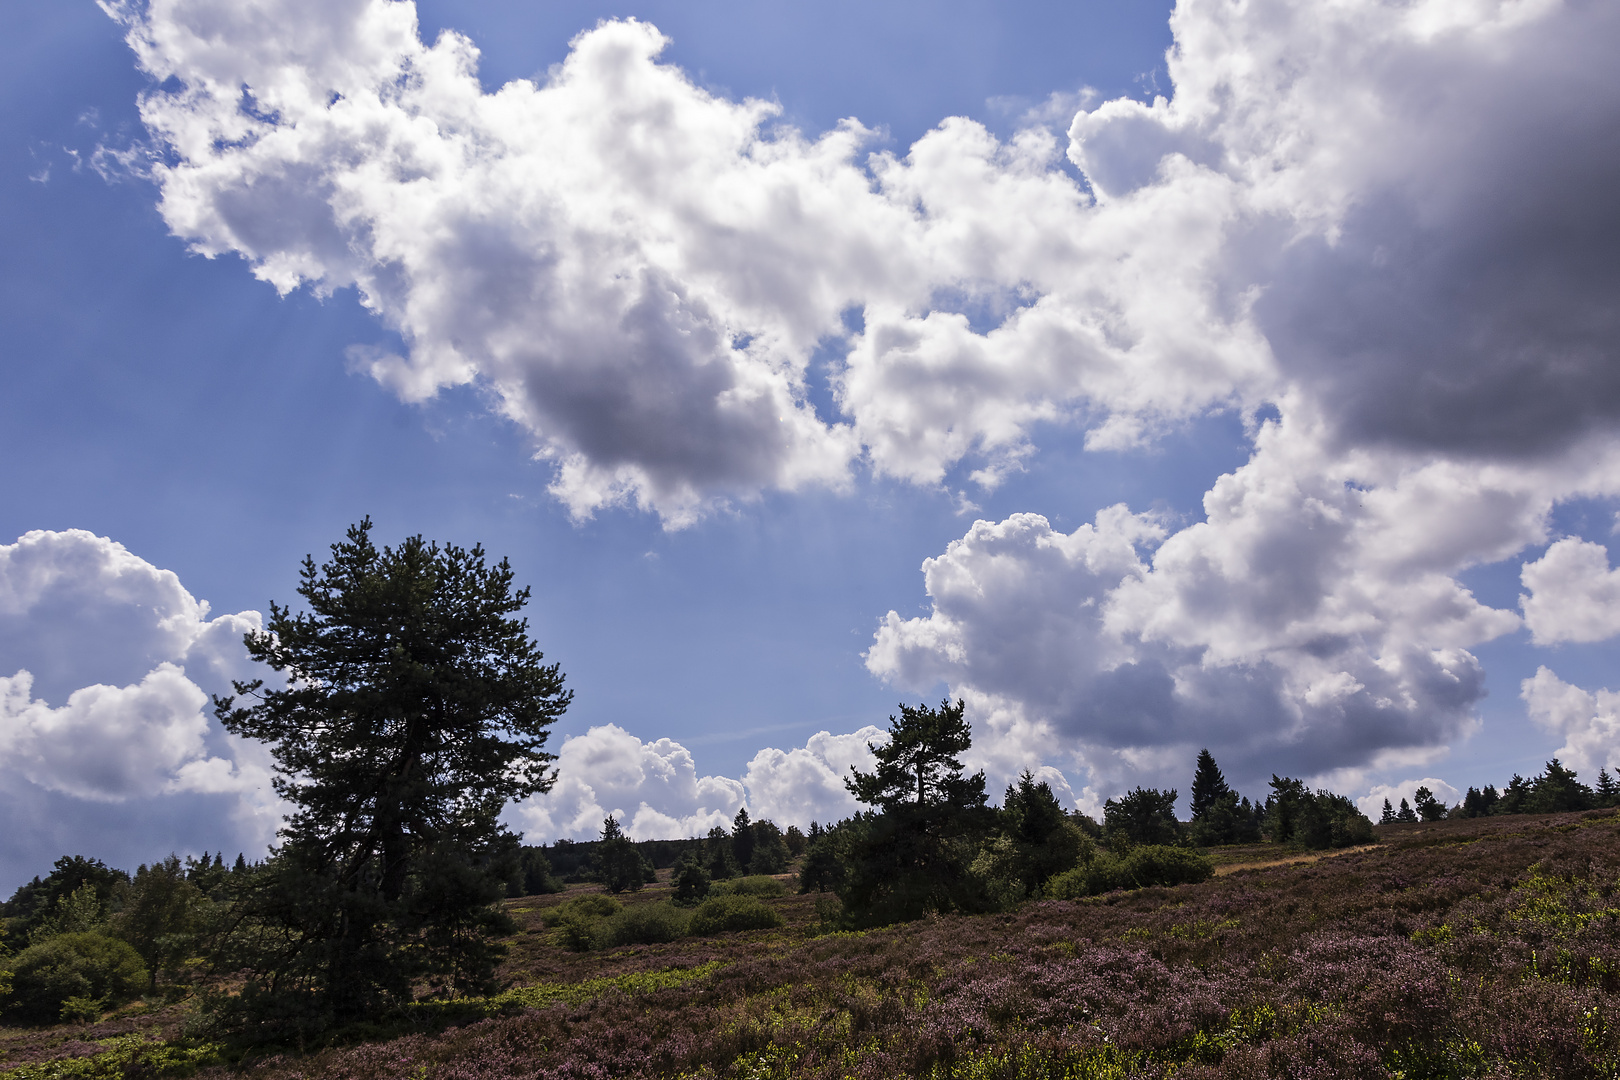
[541,894,624,952]
[4,932,147,1024]
[712,875,785,898]
[671,859,711,906]
[688,894,784,936]
[1047,846,1214,899]
[59,994,104,1024]
[602,903,689,946]
[541,894,622,927]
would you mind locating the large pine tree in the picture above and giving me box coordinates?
[212,519,570,1038]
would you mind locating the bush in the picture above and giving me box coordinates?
[541,894,621,927]
[542,894,624,952]
[4,932,147,1024]
[713,875,785,898]
[671,859,711,906]
[687,895,784,936]
[602,903,689,946]
[1047,845,1215,899]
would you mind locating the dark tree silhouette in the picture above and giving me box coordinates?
[212,519,570,1038]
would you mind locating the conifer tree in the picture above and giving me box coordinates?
[1190,750,1233,820]
[1380,798,1396,824]
[211,519,570,1038]
[1396,798,1418,822]
[1595,768,1619,808]
[838,699,991,924]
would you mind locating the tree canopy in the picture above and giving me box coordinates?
[845,698,986,813]
[211,519,570,1039]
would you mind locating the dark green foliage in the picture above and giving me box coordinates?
[1497,773,1532,814]
[508,847,563,897]
[1045,844,1215,898]
[4,932,147,1024]
[2,857,128,945]
[746,819,791,875]
[844,698,985,813]
[1413,785,1447,822]
[730,809,755,871]
[1189,791,1263,846]
[110,856,207,993]
[1596,768,1619,808]
[797,817,864,895]
[1189,749,1232,820]
[541,896,623,952]
[1524,758,1594,813]
[1460,784,1500,817]
[25,883,108,941]
[783,825,808,857]
[1267,776,1375,848]
[1187,751,1261,847]
[1103,786,1181,848]
[185,852,230,897]
[1396,797,1419,822]
[976,771,1090,901]
[704,826,741,880]
[1298,791,1376,847]
[601,903,688,946]
[1381,798,1397,824]
[686,894,783,936]
[208,519,569,1040]
[671,855,711,906]
[1069,810,1103,839]
[592,817,655,893]
[837,700,992,925]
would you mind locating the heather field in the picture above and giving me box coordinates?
[5,810,1620,1080]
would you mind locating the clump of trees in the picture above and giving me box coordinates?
[1,853,255,1024]
[797,715,1385,927]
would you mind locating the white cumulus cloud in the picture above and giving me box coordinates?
[1520,538,1620,645]
[510,723,894,842]
[0,530,279,889]
[1520,667,1620,781]
[98,0,1620,799]
[1357,778,1461,820]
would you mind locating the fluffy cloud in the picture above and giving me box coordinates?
[102,0,1620,797]
[868,414,1542,795]
[1520,538,1620,645]
[509,724,745,841]
[105,0,1281,521]
[1521,667,1620,780]
[0,531,278,889]
[740,727,885,827]
[510,723,889,841]
[1356,778,1461,820]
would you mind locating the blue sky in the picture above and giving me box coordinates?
[3,0,1619,889]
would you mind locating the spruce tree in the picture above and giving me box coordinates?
[1380,798,1396,824]
[1595,768,1619,808]
[1190,750,1233,820]
[1396,798,1418,822]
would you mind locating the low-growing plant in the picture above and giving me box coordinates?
[1046,844,1215,898]
[601,902,689,946]
[688,894,784,935]
[541,894,624,951]
[540,894,621,927]
[711,875,785,898]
